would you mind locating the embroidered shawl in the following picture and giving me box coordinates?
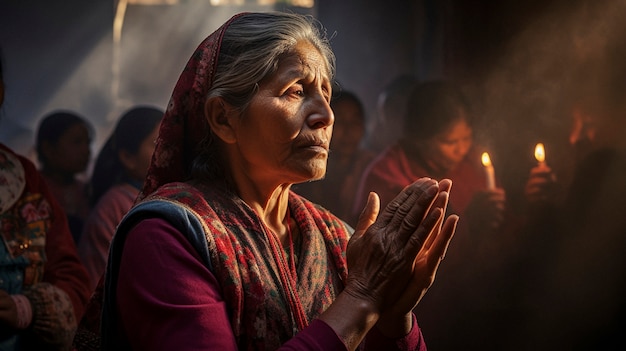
[101,181,350,350]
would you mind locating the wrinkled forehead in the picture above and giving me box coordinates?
[265,41,332,90]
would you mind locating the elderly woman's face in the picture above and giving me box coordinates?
[230,40,334,185]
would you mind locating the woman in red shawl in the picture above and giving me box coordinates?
[74,12,458,351]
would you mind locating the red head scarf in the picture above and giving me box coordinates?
[138,13,246,202]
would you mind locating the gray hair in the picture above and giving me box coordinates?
[208,11,336,111]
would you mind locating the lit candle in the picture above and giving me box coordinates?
[481,152,496,190]
[534,143,546,167]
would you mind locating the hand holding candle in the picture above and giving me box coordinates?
[481,152,496,190]
[525,142,557,203]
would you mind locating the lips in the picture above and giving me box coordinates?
[295,135,329,151]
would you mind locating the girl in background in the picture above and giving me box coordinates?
[78,106,162,289]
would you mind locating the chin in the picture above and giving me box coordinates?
[288,158,327,183]
[298,166,327,183]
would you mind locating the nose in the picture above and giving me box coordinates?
[456,139,472,158]
[307,94,334,130]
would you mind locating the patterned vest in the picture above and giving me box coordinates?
[102,182,351,350]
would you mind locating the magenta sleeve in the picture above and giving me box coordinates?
[362,314,427,351]
[280,319,347,350]
[117,218,239,350]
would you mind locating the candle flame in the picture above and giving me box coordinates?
[535,143,545,163]
[481,152,492,167]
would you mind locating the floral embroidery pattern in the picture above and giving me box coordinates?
[0,148,26,214]
[1,192,50,287]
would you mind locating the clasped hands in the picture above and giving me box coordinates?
[345,177,458,336]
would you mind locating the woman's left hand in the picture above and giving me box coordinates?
[375,179,458,337]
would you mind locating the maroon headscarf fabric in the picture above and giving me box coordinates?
[137,12,246,202]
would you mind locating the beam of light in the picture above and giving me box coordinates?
[112,0,129,103]
[113,0,182,106]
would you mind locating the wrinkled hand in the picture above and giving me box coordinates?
[380,180,458,317]
[525,165,557,205]
[344,178,449,315]
[0,290,18,338]
[466,187,506,232]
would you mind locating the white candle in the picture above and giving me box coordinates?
[534,143,546,167]
[481,152,496,190]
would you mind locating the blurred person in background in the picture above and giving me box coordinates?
[35,111,93,244]
[0,45,91,351]
[512,41,626,350]
[78,106,162,290]
[363,74,418,154]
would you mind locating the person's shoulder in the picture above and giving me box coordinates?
[148,181,206,200]
[91,184,139,215]
[105,183,140,201]
[0,143,36,171]
[1,143,54,193]
[140,181,223,220]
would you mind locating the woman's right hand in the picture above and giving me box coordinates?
[344,177,455,316]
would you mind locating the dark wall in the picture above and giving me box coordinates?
[318,0,421,119]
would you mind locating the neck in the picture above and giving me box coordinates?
[237,178,292,245]
[224,147,294,244]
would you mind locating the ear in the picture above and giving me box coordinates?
[205,97,237,144]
